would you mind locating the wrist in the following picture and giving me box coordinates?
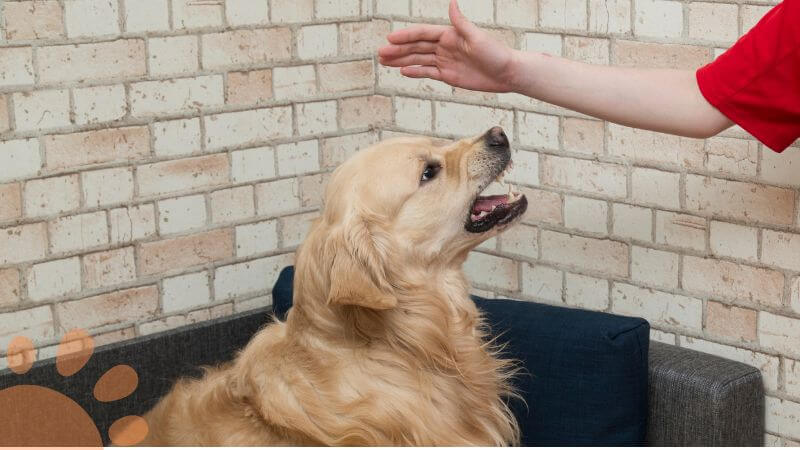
[506,49,541,95]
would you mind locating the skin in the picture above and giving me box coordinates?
[378,0,734,140]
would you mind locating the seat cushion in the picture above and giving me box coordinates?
[272,266,650,446]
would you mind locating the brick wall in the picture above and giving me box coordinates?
[0,0,798,444]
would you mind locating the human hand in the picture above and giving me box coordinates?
[378,0,519,93]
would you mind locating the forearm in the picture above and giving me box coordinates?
[510,51,732,139]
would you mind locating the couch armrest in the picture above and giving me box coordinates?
[646,341,764,446]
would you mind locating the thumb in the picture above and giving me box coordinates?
[449,0,478,37]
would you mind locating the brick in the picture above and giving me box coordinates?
[761,146,800,187]
[298,101,338,136]
[0,223,46,264]
[588,0,630,33]
[786,359,800,398]
[13,90,70,132]
[64,0,119,37]
[683,256,784,308]
[0,269,20,307]
[171,0,222,29]
[152,118,201,157]
[123,0,169,32]
[339,20,391,56]
[320,60,374,93]
[612,283,702,331]
[519,186,562,225]
[710,221,758,262]
[225,0,269,25]
[279,212,317,247]
[49,212,108,254]
[631,246,678,289]
[276,140,320,176]
[634,0,683,38]
[0,138,40,182]
[465,252,518,292]
[215,253,293,300]
[162,271,210,313]
[0,47,34,87]
[316,0,359,18]
[522,32,562,55]
[320,132,378,168]
[612,204,652,242]
[434,102,513,137]
[762,230,800,272]
[563,118,603,155]
[413,0,493,22]
[57,286,158,330]
[564,196,607,234]
[139,229,233,276]
[109,205,156,244]
[506,149,539,186]
[706,137,758,177]
[273,65,317,100]
[650,330,675,344]
[83,247,135,289]
[298,173,328,208]
[376,0,408,15]
[518,112,559,149]
[137,154,228,197]
[539,0,586,30]
[82,167,134,207]
[376,64,451,96]
[298,24,338,60]
[148,35,198,76]
[766,397,800,440]
[394,97,433,133]
[613,40,713,70]
[24,175,80,217]
[655,211,706,251]
[204,106,293,150]
[130,75,223,116]
[4,1,64,40]
[541,230,628,277]
[0,95,9,132]
[688,2,738,42]
[705,301,757,342]
[608,124,705,169]
[679,336,779,391]
[498,223,538,258]
[231,147,276,183]
[341,96,393,130]
[496,0,537,28]
[210,186,254,224]
[741,5,772,34]
[157,195,207,235]
[685,175,795,226]
[631,168,680,209]
[542,155,626,198]
[255,179,302,216]
[0,306,54,349]
[271,0,313,22]
[202,29,292,69]
[564,36,609,65]
[565,273,608,311]
[0,183,22,221]
[236,220,278,257]
[139,309,213,335]
[37,39,145,83]
[73,84,126,125]
[227,70,272,106]
[45,126,149,171]
[27,257,81,301]
[521,263,562,303]
[235,295,272,313]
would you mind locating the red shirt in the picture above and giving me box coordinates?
[696,0,800,153]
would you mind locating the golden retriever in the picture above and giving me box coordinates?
[140,127,528,445]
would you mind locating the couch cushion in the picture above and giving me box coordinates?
[272,266,650,446]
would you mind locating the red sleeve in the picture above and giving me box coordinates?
[696,0,800,153]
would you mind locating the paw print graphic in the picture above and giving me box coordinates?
[0,329,149,446]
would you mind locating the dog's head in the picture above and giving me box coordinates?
[308,127,527,310]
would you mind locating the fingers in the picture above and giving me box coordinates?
[386,25,449,45]
[379,53,437,67]
[400,66,442,80]
[377,41,439,58]
[449,0,479,37]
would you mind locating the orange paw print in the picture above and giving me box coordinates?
[0,329,149,446]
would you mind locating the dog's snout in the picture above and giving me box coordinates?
[485,127,509,149]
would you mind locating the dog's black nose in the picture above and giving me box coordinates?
[486,126,509,149]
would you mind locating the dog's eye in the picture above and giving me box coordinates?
[421,164,440,183]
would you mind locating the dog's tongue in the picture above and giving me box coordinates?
[472,195,509,213]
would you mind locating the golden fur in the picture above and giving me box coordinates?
[141,132,522,445]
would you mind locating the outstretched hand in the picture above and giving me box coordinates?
[378,0,518,93]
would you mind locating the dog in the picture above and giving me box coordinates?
[139,126,528,445]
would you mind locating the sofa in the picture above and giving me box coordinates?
[0,266,764,446]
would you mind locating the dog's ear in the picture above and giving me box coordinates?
[327,220,396,310]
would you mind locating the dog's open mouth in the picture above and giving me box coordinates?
[465,163,528,233]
